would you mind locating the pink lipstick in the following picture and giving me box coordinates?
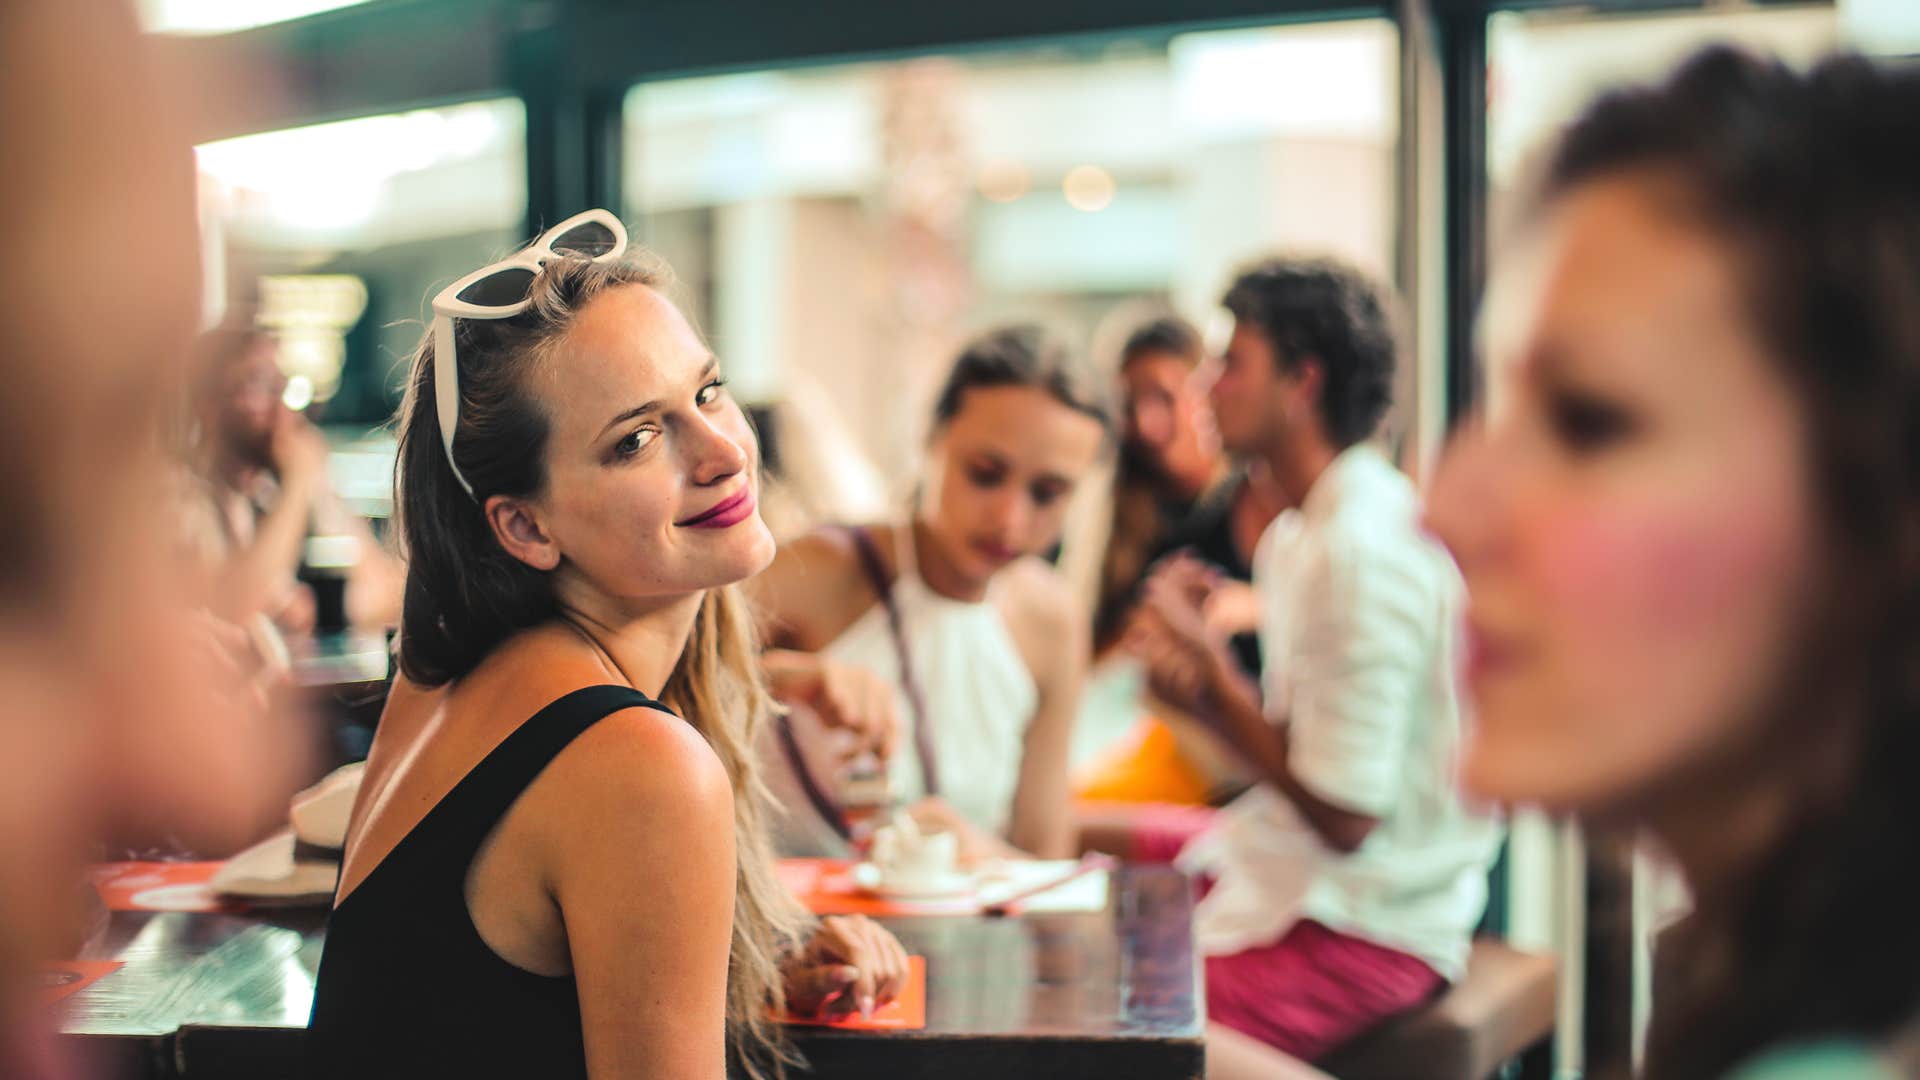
[677,487,755,529]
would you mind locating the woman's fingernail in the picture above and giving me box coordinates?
[859,994,875,1019]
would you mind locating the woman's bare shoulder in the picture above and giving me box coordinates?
[533,701,736,888]
[774,524,876,582]
[752,523,888,648]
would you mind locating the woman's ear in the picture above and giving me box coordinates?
[486,495,561,571]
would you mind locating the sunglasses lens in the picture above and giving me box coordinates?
[455,266,537,307]
[550,221,619,258]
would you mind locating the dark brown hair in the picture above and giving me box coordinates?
[930,323,1112,435]
[393,252,806,1078]
[1221,256,1398,448]
[1096,314,1212,652]
[1119,315,1204,371]
[1534,47,1920,1077]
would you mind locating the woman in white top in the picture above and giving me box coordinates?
[751,326,1109,860]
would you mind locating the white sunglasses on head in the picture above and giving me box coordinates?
[430,208,629,497]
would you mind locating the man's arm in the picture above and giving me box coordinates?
[1191,647,1379,854]
[1126,557,1380,853]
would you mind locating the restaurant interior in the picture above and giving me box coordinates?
[11,0,1920,1077]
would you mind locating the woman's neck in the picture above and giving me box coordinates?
[550,582,704,698]
[906,518,990,603]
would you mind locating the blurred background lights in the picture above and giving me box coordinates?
[140,0,375,34]
[259,275,369,407]
[196,104,506,232]
[1062,165,1116,212]
[281,374,315,412]
[1839,0,1920,54]
[976,159,1032,203]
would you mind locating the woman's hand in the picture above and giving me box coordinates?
[782,915,910,1019]
[763,650,899,761]
[269,410,331,491]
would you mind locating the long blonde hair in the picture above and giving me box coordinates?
[393,248,808,1077]
[659,584,808,1077]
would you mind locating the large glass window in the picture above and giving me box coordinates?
[196,98,526,514]
[623,21,1400,522]
[1488,6,1838,205]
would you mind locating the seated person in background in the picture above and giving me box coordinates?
[1097,315,1288,673]
[188,326,403,634]
[1093,315,1225,655]
[749,326,1109,862]
[306,228,905,1078]
[1079,315,1287,808]
[1115,258,1501,1077]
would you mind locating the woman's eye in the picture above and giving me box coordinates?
[966,466,1005,488]
[696,378,728,407]
[1548,390,1633,454]
[1030,485,1067,508]
[616,427,659,457]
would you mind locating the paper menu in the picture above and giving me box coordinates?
[779,858,1110,917]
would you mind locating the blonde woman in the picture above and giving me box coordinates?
[305,215,906,1079]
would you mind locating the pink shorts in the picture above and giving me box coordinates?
[1129,803,1446,1063]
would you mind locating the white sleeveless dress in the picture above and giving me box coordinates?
[765,526,1040,858]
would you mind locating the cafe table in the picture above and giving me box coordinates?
[59,865,1204,1079]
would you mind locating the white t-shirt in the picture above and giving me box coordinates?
[1176,445,1501,981]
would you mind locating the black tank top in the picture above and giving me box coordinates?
[304,684,667,1078]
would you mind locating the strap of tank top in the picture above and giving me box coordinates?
[416,684,667,877]
[848,525,940,796]
[774,526,946,846]
[775,711,853,843]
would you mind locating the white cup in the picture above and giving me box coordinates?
[875,828,959,892]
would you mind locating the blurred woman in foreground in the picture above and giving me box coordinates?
[305,223,904,1079]
[1429,47,1920,1079]
[1,2,306,1075]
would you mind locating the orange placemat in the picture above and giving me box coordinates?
[90,861,245,913]
[40,960,123,1004]
[776,955,926,1031]
[779,858,977,917]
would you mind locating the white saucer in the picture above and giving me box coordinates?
[851,861,975,900]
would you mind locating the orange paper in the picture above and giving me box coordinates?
[90,861,245,913]
[777,955,926,1030]
[40,960,123,1004]
[779,858,977,918]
